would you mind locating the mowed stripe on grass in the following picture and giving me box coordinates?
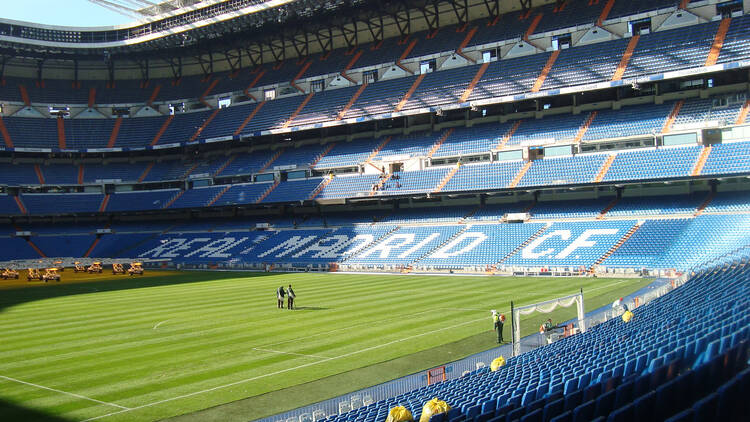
[0,272,651,421]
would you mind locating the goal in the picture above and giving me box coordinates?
[510,291,585,357]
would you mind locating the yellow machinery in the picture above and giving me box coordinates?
[1,268,19,280]
[43,268,61,282]
[27,268,43,281]
[112,263,125,274]
[74,262,86,273]
[87,262,103,273]
[128,262,144,276]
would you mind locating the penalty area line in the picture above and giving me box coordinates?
[82,315,488,421]
[252,347,330,359]
[0,374,130,410]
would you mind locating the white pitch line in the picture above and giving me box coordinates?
[152,319,170,330]
[252,347,329,359]
[81,315,488,421]
[0,375,130,410]
[81,280,639,421]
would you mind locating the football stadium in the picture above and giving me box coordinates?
[0,0,748,421]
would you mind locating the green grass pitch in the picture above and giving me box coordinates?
[0,271,651,422]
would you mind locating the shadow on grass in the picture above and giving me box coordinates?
[0,398,71,422]
[0,270,286,422]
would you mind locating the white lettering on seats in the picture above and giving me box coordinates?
[522,230,571,259]
[139,239,187,258]
[184,237,249,258]
[554,229,619,259]
[430,232,487,258]
[257,235,318,258]
[291,235,350,258]
[162,238,211,258]
[359,234,416,259]
[341,234,375,257]
[397,233,441,258]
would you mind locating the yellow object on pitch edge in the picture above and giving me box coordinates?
[622,310,634,322]
[385,405,413,422]
[491,356,506,371]
[418,398,451,422]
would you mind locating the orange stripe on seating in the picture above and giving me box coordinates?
[396,39,418,74]
[200,78,221,108]
[612,35,640,81]
[736,100,750,125]
[524,13,543,40]
[244,70,267,99]
[679,0,690,9]
[34,164,45,184]
[497,121,522,149]
[189,109,220,142]
[460,62,490,103]
[147,84,161,106]
[150,115,174,146]
[138,162,154,182]
[77,165,84,185]
[84,238,100,257]
[283,93,314,128]
[18,84,30,105]
[234,101,265,136]
[207,185,231,207]
[57,117,66,149]
[27,239,46,257]
[338,83,368,120]
[107,117,122,148]
[88,87,96,108]
[662,100,684,134]
[162,191,184,209]
[394,74,426,112]
[341,50,363,83]
[597,0,615,26]
[98,194,110,212]
[291,61,313,94]
[0,116,14,147]
[531,50,560,92]
[705,18,731,67]
[14,196,27,215]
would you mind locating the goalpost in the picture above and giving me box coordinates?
[510,290,585,357]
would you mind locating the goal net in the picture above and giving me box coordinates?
[511,292,585,357]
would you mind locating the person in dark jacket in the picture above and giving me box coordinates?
[277,286,286,309]
[493,311,506,343]
[287,284,296,310]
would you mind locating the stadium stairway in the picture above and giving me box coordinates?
[736,100,750,125]
[691,146,712,176]
[594,153,616,183]
[612,35,640,81]
[255,180,280,203]
[150,115,174,146]
[234,101,265,135]
[0,116,14,148]
[661,100,685,134]
[589,221,642,271]
[597,196,620,219]
[497,121,522,149]
[106,117,122,148]
[706,17,732,67]
[189,109,220,142]
[508,161,533,188]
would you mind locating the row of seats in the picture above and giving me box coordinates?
[9,212,747,271]
[0,1,702,107]
[1,15,746,150]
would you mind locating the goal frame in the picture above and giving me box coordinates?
[510,290,585,357]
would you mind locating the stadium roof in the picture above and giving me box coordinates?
[0,0,552,79]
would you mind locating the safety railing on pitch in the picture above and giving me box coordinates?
[257,276,688,422]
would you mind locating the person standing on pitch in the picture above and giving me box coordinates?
[287,284,296,310]
[277,285,286,309]
[492,310,506,343]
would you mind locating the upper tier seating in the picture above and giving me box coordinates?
[0,13,745,152]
